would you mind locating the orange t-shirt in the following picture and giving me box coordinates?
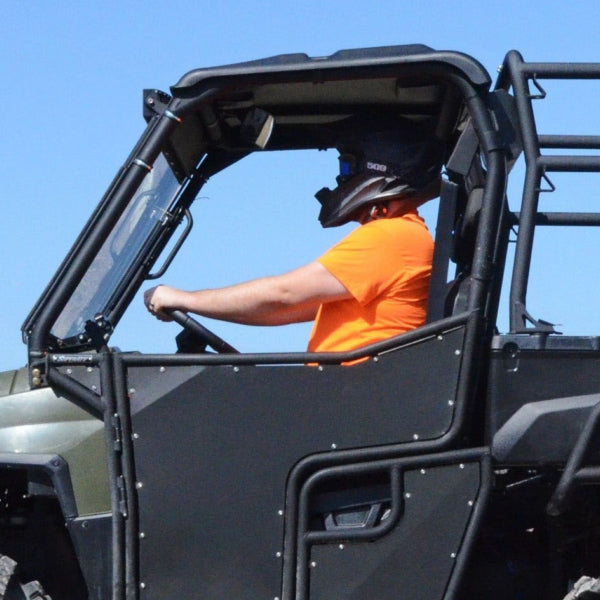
[307,211,433,353]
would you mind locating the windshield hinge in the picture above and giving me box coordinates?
[117,475,128,518]
[112,413,123,454]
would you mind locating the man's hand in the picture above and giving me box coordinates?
[144,285,182,321]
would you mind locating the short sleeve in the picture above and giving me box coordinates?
[317,221,401,305]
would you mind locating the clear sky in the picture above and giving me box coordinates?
[2,0,599,371]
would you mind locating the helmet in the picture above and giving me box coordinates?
[315,123,444,228]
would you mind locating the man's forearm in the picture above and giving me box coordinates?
[178,278,319,325]
[145,278,318,325]
[144,261,350,326]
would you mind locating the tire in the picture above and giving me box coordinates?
[0,555,51,600]
[0,556,17,598]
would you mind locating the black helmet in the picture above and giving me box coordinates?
[315,123,444,228]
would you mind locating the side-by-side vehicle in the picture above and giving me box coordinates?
[2,44,600,600]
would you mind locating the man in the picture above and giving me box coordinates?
[144,127,442,353]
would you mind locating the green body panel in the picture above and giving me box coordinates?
[0,367,110,516]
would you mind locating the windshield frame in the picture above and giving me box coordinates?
[22,108,198,357]
[48,153,188,349]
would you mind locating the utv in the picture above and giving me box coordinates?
[2,44,600,600]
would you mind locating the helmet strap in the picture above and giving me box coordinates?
[369,203,389,220]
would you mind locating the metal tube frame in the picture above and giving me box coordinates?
[496,50,600,333]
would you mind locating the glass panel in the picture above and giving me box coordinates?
[51,154,181,342]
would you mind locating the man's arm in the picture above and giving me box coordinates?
[144,261,351,325]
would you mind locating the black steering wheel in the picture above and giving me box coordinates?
[168,309,239,354]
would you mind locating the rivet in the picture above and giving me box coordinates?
[159,366,166,373]
[140,532,146,539]
[331,443,337,450]
[448,400,455,406]
[468,500,474,507]
[339,544,345,550]
[310,561,317,568]
[87,367,94,373]
[405,492,411,499]
[420,469,426,475]
[373,356,379,363]
[454,349,461,356]
[459,464,465,469]
[437,335,443,341]
[278,510,284,517]
[275,551,282,558]
[140,582,146,589]
[136,481,143,489]
[129,388,136,395]
[318,365,324,371]
[66,368,73,375]
[233,366,240,373]
[413,434,419,440]
[451,553,457,559]
[132,433,140,440]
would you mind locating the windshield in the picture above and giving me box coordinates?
[51,154,182,343]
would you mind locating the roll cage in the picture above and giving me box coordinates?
[22,44,508,369]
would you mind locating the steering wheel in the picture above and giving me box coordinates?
[168,309,239,354]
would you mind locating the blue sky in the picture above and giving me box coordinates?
[1,0,599,370]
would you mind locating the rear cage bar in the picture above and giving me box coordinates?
[495,50,600,334]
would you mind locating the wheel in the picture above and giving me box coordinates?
[0,555,51,600]
[169,310,239,354]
